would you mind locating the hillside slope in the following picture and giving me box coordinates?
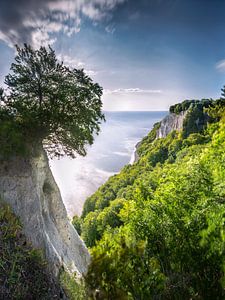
[76,99,225,299]
[0,199,65,299]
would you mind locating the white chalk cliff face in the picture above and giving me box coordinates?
[133,111,188,163]
[156,111,187,139]
[0,146,90,277]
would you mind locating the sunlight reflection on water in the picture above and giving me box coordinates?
[50,111,167,217]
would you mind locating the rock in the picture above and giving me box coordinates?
[156,111,187,139]
[0,146,90,277]
[132,111,187,164]
[131,141,141,164]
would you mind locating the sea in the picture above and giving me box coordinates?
[50,111,167,217]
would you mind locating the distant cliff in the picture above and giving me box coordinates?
[133,110,187,163]
[155,111,187,138]
[133,100,211,162]
[0,146,90,277]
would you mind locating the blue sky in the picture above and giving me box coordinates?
[0,0,225,110]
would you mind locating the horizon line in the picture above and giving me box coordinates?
[103,110,168,112]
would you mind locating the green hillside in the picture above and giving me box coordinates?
[75,99,225,299]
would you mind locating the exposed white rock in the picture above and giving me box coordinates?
[132,111,188,164]
[130,141,141,164]
[0,146,90,277]
[156,111,187,139]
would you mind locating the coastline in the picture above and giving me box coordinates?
[129,141,142,164]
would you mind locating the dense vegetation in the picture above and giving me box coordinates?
[0,44,104,158]
[169,99,215,114]
[74,99,225,299]
[0,199,64,299]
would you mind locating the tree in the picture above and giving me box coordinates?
[81,99,225,299]
[0,44,104,158]
[221,85,225,100]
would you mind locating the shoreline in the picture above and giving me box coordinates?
[129,141,142,164]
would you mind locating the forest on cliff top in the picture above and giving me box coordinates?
[74,99,225,299]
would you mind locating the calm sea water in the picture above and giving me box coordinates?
[50,111,167,217]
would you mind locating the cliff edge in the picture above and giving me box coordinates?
[133,99,212,163]
[156,111,187,138]
[0,146,90,277]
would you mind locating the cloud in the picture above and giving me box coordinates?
[57,53,85,67]
[105,24,116,34]
[0,0,126,48]
[85,69,98,76]
[216,59,225,72]
[104,88,162,94]
[57,53,98,76]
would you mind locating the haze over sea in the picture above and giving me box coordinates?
[50,111,167,217]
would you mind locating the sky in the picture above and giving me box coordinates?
[0,0,225,111]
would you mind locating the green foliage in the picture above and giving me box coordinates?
[205,98,225,120]
[136,121,160,157]
[0,199,62,299]
[82,167,140,218]
[59,271,88,300]
[0,113,28,157]
[72,215,82,235]
[87,226,166,300]
[169,98,213,114]
[78,99,225,299]
[82,198,125,247]
[0,44,104,158]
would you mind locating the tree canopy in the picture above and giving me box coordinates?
[76,99,225,299]
[0,44,104,158]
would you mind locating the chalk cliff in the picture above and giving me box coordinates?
[133,110,188,163]
[0,146,90,277]
[156,111,187,138]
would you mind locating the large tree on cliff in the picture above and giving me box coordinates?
[0,44,104,158]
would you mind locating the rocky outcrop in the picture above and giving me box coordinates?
[132,101,212,164]
[130,141,141,164]
[132,111,187,164]
[156,111,187,139]
[0,147,90,277]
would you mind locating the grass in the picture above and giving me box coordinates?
[0,199,63,299]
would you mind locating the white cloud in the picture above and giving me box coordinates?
[0,0,126,48]
[0,31,18,48]
[216,59,225,72]
[57,53,98,76]
[31,29,57,48]
[104,88,162,95]
[85,69,98,76]
[57,54,85,68]
[105,24,116,34]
